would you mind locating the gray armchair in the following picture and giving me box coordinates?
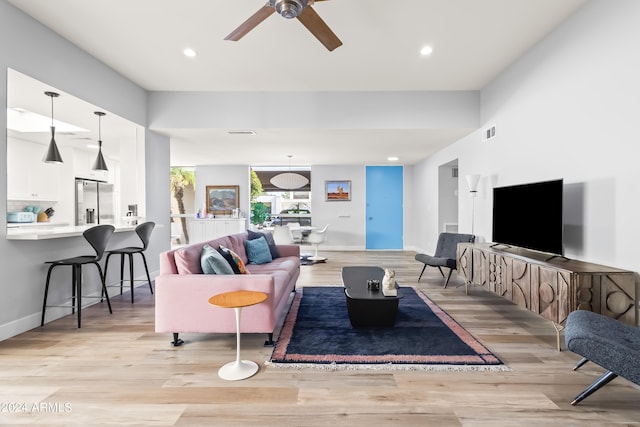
[415,232,475,287]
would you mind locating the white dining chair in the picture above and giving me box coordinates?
[286,222,304,243]
[272,225,295,245]
[306,224,329,261]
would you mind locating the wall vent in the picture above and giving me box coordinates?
[484,125,496,141]
[451,167,459,178]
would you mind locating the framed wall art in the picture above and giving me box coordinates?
[325,180,351,201]
[206,185,239,215]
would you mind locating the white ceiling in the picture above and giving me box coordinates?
[7,0,587,166]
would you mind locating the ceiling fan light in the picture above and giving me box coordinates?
[272,0,307,19]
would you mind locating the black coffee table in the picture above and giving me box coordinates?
[342,266,403,327]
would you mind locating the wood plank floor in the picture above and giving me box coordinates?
[1,250,639,426]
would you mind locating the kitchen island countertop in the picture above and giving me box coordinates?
[6,222,142,240]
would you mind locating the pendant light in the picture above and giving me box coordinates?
[92,111,108,171]
[270,155,309,190]
[43,91,63,164]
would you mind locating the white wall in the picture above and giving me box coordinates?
[0,0,169,339]
[149,91,479,131]
[190,164,369,249]
[194,165,251,222]
[414,0,640,273]
[143,130,171,267]
[310,165,366,249]
[191,163,416,251]
[438,161,459,234]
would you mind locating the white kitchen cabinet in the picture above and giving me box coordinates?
[188,218,247,244]
[7,139,61,201]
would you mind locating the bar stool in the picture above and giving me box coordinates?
[41,224,115,328]
[103,221,155,303]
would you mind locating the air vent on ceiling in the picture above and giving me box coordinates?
[228,130,256,135]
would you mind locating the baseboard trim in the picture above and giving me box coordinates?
[299,245,421,252]
[298,245,365,251]
[0,271,158,342]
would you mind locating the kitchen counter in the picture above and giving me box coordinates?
[6,221,70,229]
[6,222,141,240]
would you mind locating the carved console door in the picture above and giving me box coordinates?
[531,265,571,325]
[580,274,636,323]
[488,252,510,299]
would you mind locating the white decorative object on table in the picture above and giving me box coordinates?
[382,268,397,297]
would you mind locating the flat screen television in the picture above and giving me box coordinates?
[492,179,564,255]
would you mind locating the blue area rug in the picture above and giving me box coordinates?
[269,286,506,371]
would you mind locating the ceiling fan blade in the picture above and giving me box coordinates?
[297,6,342,51]
[225,4,275,41]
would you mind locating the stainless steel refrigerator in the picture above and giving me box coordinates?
[75,179,115,225]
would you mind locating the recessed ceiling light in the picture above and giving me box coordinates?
[183,48,197,58]
[387,156,399,162]
[420,46,433,56]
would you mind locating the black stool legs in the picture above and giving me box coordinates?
[104,251,154,303]
[41,262,112,328]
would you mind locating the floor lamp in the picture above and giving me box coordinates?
[466,174,480,236]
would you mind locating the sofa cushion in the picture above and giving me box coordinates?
[247,256,299,283]
[248,229,280,259]
[174,244,205,274]
[245,236,273,265]
[220,245,250,274]
[223,234,250,263]
[216,247,241,274]
[201,244,235,275]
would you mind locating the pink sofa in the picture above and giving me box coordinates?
[155,232,300,346]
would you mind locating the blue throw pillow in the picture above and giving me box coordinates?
[201,244,235,274]
[247,229,280,259]
[245,236,273,265]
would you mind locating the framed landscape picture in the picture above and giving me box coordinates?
[325,180,351,201]
[206,185,239,215]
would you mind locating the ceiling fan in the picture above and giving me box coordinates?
[225,0,343,51]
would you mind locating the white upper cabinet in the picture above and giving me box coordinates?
[7,139,61,201]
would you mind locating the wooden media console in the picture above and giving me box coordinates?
[456,243,636,348]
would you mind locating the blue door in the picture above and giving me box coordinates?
[366,166,403,249]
